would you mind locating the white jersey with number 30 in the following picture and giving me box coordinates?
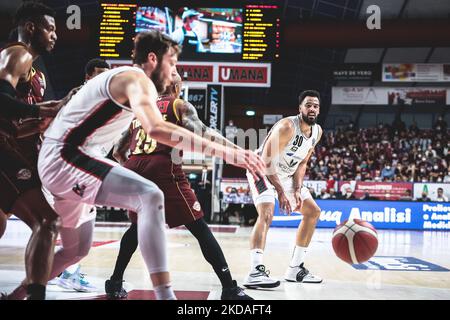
[258,115,321,178]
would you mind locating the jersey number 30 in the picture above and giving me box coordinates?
[290,135,303,152]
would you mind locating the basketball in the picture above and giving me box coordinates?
[332,219,378,264]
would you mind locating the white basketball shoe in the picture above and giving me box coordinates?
[284,263,322,283]
[243,265,281,289]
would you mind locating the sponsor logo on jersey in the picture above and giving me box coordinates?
[157,100,170,113]
[193,201,202,211]
[16,168,31,180]
[287,159,298,168]
[72,183,86,197]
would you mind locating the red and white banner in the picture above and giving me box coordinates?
[177,64,214,82]
[387,88,446,106]
[383,63,450,82]
[218,65,268,84]
[338,181,413,201]
[333,87,449,106]
[179,61,271,87]
[106,60,271,87]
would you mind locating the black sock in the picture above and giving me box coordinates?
[185,218,234,289]
[26,283,45,300]
[110,223,138,281]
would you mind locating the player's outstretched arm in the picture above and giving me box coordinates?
[110,71,265,178]
[178,100,242,150]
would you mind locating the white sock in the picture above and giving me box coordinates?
[250,248,264,271]
[290,245,307,267]
[154,283,176,300]
[65,263,79,274]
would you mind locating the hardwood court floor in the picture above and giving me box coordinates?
[1,219,450,300]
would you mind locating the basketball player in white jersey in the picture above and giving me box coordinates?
[243,90,323,289]
[10,31,265,300]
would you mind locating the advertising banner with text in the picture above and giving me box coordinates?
[271,200,450,231]
[333,87,449,106]
[383,63,450,82]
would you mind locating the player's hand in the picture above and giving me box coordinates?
[293,189,303,212]
[278,192,292,216]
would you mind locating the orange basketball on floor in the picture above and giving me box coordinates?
[332,219,378,264]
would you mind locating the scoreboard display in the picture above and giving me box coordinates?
[99,2,281,62]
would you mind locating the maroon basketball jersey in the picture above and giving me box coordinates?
[16,67,46,104]
[129,95,183,157]
[0,42,45,104]
[0,42,45,165]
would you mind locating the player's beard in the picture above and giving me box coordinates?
[150,62,167,94]
[31,30,51,55]
[301,112,317,125]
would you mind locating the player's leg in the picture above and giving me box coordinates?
[5,205,93,301]
[105,211,138,299]
[95,166,175,300]
[185,218,253,300]
[284,188,322,283]
[49,219,95,281]
[10,188,60,300]
[243,172,280,289]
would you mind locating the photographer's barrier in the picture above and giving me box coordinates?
[271,200,450,231]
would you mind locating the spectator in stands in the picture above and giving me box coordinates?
[328,188,338,199]
[318,160,329,177]
[381,164,395,180]
[346,121,357,132]
[435,188,449,202]
[361,192,377,201]
[444,142,450,159]
[444,167,450,183]
[416,192,431,202]
[225,119,238,142]
[318,188,330,199]
[309,120,448,183]
[399,189,413,201]
[341,187,356,200]
[222,188,242,224]
[434,115,447,133]
[409,121,420,136]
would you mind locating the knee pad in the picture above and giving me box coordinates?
[134,186,164,214]
[147,187,164,207]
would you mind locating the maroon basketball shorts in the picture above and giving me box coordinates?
[125,154,204,228]
[0,136,41,213]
